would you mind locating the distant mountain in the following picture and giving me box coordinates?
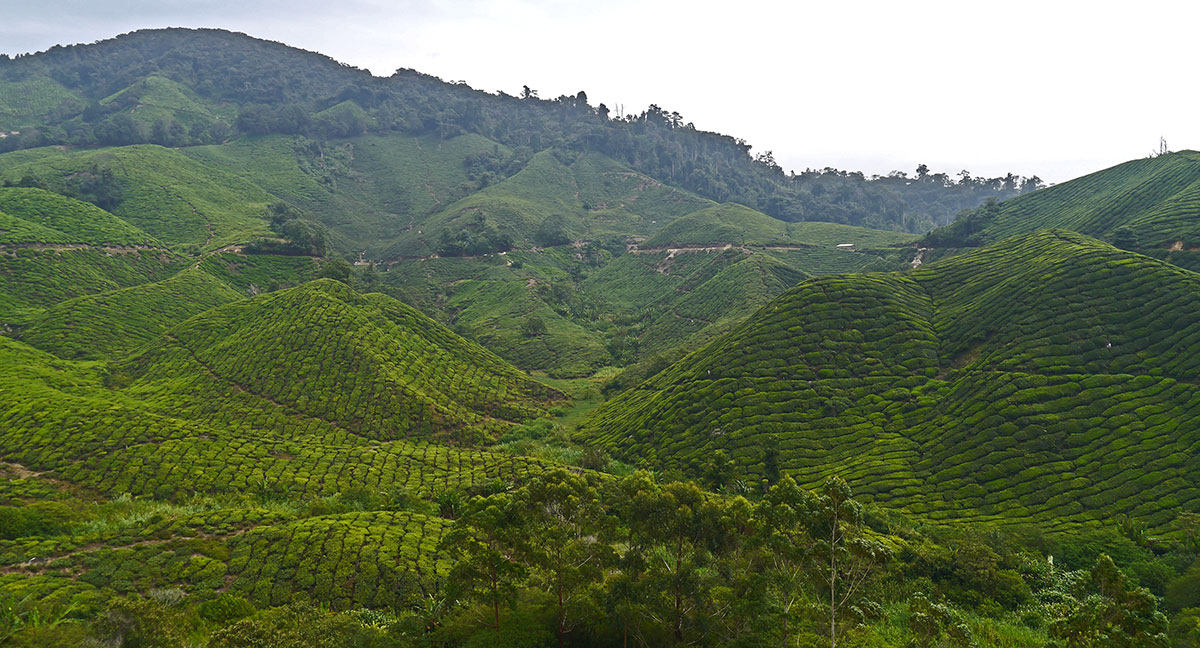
[1,27,1037,234]
[581,230,1200,528]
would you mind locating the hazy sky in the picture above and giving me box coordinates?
[3,0,1197,183]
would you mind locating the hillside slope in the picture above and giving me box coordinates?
[0,145,272,249]
[385,150,712,258]
[0,187,159,246]
[0,27,1035,233]
[927,150,1200,249]
[120,279,564,441]
[17,268,243,359]
[643,202,919,248]
[581,230,1200,529]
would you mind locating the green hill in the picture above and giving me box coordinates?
[0,145,272,249]
[0,77,81,131]
[385,150,712,258]
[0,329,553,501]
[0,187,159,246]
[0,28,1035,234]
[0,277,566,500]
[99,75,234,131]
[0,248,184,321]
[643,202,919,248]
[581,230,1200,529]
[17,268,242,359]
[927,150,1200,249]
[120,279,565,441]
[182,132,504,254]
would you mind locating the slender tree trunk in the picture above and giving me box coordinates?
[830,512,838,648]
[491,566,500,630]
[674,535,684,645]
[557,570,565,648]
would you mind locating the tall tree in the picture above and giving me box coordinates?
[518,469,614,648]
[1050,554,1169,648]
[439,492,528,630]
[810,477,890,648]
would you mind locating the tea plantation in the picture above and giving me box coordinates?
[928,149,1200,248]
[2,26,1198,647]
[0,187,160,247]
[0,145,273,249]
[582,230,1200,529]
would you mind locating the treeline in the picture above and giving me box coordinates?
[1,28,1042,233]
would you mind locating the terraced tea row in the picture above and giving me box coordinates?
[19,268,243,359]
[2,502,451,612]
[0,248,183,319]
[119,280,563,438]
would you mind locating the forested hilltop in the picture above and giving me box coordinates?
[2,27,1199,648]
[0,28,1040,233]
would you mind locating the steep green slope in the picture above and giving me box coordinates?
[0,77,81,130]
[120,279,564,441]
[385,150,712,258]
[18,268,242,359]
[0,187,159,246]
[99,75,234,132]
[928,150,1200,249]
[0,145,272,249]
[0,248,183,320]
[182,132,500,253]
[635,251,809,354]
[915,230,1200,379]
[643,202,919,248]
[581,231,1200,529]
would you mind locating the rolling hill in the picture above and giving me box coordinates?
[1,27,1195,648]
[926,150,1200,249]
[0,187,159,247]
[0,145,273,249]
[16,267,243,359]
[581,230,1200,529]
[642,202,919,248]
[118,279,565,440]
[0,27,1036,234]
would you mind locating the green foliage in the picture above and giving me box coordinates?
[1048,554,1169,647]
[0,501,78,539]
[197,594,256,625]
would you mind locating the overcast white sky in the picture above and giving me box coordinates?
[3,0,1197,183]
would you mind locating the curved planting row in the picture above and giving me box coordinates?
[226,510,450,609]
